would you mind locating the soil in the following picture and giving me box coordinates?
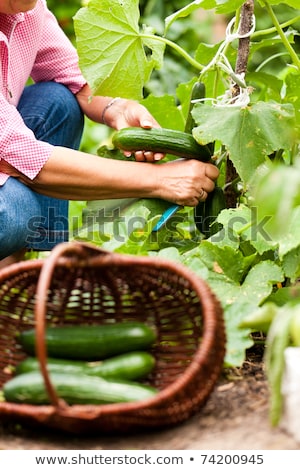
[0,342,299,450]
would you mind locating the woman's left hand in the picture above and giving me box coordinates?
[76,85,165,162]
[107,99,165,162]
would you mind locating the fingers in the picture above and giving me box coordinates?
[138,106,161,130]
[136,151,164,162]
[127,109,164,162]
[201,176,216,195]
[124,150,164,162]
[119,101,161,130]
[205,162,220,180]
[197,162,219,195]
[140,118,160,129]
[183,188,209,207]
[115,101,165,161]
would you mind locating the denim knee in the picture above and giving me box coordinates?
[10,82,85,254]
[0,179,42,259]
[17,82,84,149]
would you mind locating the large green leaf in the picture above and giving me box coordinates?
[182,243,283,366]
[285,72,300,129]
[187,242,255,285]
[217,204,278,255]
[192,101,295,184]
[141,94,185,129]
[73,0,165,99]
[217,261,284,366]
[190,252,282,312]
[222,300,255,367]
[282,245,300,282]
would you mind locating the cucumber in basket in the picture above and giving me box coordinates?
[3,371,158,405]
[15,351,156,381]
[18,322,157,360]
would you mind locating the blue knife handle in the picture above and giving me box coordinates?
[152,204,181,232]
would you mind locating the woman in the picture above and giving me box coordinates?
[0,0,218,266]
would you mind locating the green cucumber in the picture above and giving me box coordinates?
[19,322,157,360]
[112,127,212,161]
[185,81,215,154]
[187,81,221,238]
[15,351,155,381]
[3,371,158,405]
[184,81,206,134]
[194,186,226,238]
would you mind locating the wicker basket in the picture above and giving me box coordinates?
[0,241,225,434]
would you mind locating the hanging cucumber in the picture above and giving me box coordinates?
[184,81,206,134]
[194,186,226,238]
[185,81,215,155]
[187,81,225,237]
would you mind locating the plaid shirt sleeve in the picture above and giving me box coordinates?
[0,93,53,185]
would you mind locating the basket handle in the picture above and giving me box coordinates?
[34,241,103,408]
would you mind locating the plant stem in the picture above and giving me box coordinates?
[212,67,220,101]
[224,1,254,210]
[251,16,300,39]
[141,34,203,71]
[236,220,253,236]
[262,1,300,71]
[234,0,254,78]
[255,52,290,72]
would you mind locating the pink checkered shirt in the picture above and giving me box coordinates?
[0,0,87,185]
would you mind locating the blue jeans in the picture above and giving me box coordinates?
[0,82,84,259]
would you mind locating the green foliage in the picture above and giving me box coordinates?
[250,163,300,237]
[192,102,296,184]
[74,0,165,99]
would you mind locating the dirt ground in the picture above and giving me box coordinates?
[0,343,299,450]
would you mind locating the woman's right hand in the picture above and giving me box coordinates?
[154,159,219,207]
